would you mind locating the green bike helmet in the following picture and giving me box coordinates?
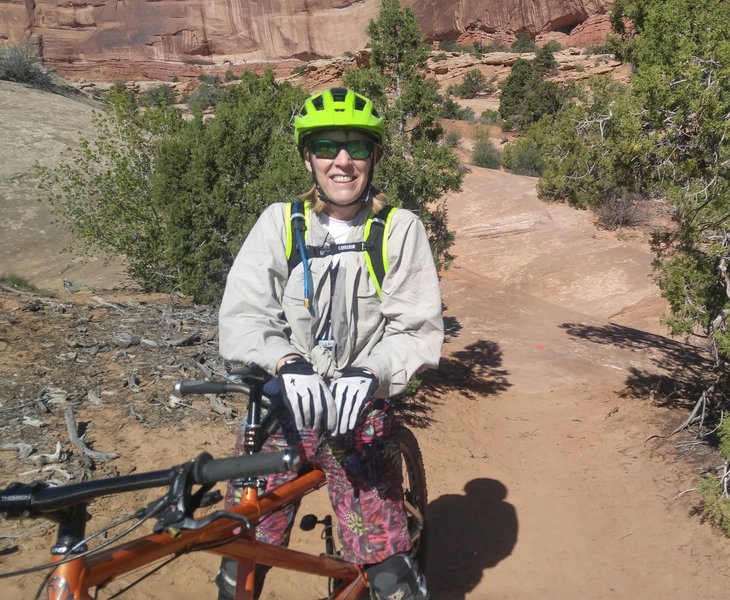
[294,88,385,148]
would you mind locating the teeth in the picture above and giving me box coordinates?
[332,176,355,183]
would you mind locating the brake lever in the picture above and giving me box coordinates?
[152,461,216,534]
[159,509,252,535]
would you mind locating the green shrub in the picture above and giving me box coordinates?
[584,44,612,55]
[452,68,488,99]
[197,74,222,85]
[501,138,544,176]
[0,274,39,292]
[486,40,508,53]
[511,34,538,53]
[105,82,136,107]
[432,52,448,62]
[438,40,461,52]
[699,474,730,536]
[439,40,485,54]
[185,82,221,111]
[444,130,462,148]
[521,77,647,208]
[291,64,308,75]
[224,69,237,82]
[472,137,501,169]
[697,414,730,535]
[440,97,475,121]
[480,109,503,125]
[39,71,310,304]
[139,84,176,107]
[0,42,54,90]
[534,47,558,75]
[543,40,562,53]
[499,58,568,130]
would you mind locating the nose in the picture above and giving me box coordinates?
[333,147,353,165]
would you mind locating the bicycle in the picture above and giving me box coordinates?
[0,365,428,599]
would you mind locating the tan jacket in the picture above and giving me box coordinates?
[218,202,444,397]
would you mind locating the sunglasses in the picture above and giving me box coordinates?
[307,139,375,160]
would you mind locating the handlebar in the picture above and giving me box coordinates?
[0,449,299,520]
[1,368,285,522]
[175,363,270,396]
[175,380,250,396]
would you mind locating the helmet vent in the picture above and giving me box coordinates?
[331,87,348,102]
[312,95,324,111]
[354,96,366,111]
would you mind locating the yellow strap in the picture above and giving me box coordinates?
[363,207,396,300]
[363,213,380,298]
[285,200,310,260]
[285,202,293,259]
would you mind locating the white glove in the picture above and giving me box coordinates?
[277,358,336,432]
[330,368,378,435]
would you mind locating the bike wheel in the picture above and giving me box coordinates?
[397,426,428,570]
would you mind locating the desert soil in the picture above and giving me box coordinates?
[1,80,730,599]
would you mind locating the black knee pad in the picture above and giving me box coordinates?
[215,558,270,600]
[215,557,237,600]
[366,553,429,600]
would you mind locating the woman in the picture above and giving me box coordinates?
[217,87,443,600]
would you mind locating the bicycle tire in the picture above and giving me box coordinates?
[397,426,428,571]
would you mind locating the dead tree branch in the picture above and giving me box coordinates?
[64,406,118,469]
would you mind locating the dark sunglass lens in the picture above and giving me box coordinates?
[309,139,373,159]
[347,140,373,159]
[310,139,338,158]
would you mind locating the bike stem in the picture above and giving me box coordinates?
[51,504,88,555]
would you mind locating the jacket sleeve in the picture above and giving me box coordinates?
[218,203,297,374]
[360,211,444,397]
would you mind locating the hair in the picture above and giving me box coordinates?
[298,185,388,214]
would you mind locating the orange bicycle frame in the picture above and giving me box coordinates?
[47,468,368,600]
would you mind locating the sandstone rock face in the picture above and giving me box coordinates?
[413,0,610,38]
[0,0,612,81]
[536,13,613,48]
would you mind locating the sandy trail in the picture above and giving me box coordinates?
[1,81,729,599]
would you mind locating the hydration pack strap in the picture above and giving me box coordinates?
[306,241,372,257]
[286,200,309,273]
[285,200,396,299]
[363,205,395,299]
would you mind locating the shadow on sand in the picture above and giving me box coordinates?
[560,322,713,411]
[427,478,518,599]
[397,338,512,427]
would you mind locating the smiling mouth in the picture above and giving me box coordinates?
[331,175,356,183]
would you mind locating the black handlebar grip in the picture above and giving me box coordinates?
[191,450,301,486]
[174,380,248,396]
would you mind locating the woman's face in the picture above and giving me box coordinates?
[303,129,375,220]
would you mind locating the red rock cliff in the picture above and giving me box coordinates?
[0,0,612,80]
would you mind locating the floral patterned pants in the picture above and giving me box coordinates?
[225,396,412,565]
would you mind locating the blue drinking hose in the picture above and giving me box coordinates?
[294,226,312,309]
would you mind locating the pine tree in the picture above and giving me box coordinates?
[343,0,462,268]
